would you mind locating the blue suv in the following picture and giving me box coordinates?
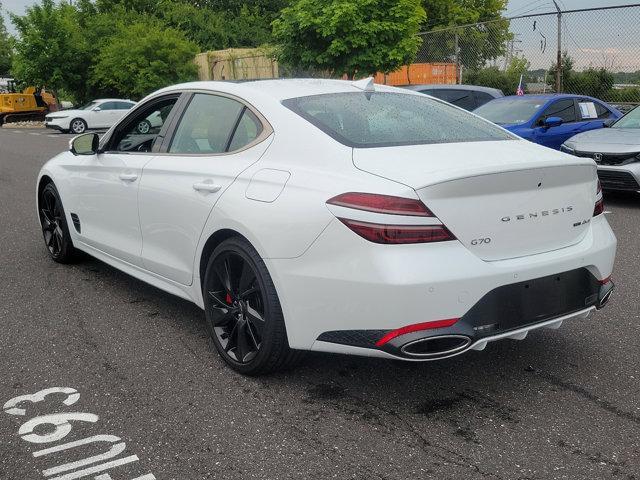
[474,94,622,150]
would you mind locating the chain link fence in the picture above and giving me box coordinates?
[415,4,640,111]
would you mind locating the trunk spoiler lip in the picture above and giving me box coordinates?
[409,162,597,191]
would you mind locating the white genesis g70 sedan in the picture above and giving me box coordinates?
[36,79,617,375]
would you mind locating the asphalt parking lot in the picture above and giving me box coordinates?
[0,127,639,480]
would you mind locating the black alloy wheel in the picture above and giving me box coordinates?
[39,183,78,263]
[204,237,301,375]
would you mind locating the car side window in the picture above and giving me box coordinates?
[594,102,612,119]
[539,99,577,125]
[427,89,475,110]
[474,91,495,108]
[108,97,178,153]
[169,93,256,154]
[115,101,134,110]
[228,109,263,152]
[100,102,117,110]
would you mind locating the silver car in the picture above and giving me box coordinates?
[562,107,640,193]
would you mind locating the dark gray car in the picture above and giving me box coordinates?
[403,84,504,111]
[561,107,640,193]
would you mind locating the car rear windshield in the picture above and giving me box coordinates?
[282,92,513,148]
[474,98,545,125]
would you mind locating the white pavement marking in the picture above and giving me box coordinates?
[19,413,99,444]
[4,387,80,416]
[48,455,140,480]
[5,388,156,479]
[28,132,41,136]
[41,440,126,477]
[95,475,156,480]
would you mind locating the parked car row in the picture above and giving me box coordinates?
[45,85,639,195]
[407,85,637,194]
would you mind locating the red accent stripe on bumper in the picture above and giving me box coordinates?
[375,318,459,347]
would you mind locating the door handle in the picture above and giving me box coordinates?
[119,173,138,182]
[193,181,222,193]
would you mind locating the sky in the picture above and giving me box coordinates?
[505,0,640,16]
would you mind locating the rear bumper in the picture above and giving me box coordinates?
[267,214,617,354]
[315,272,614,360]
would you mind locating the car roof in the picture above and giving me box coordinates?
[154,79,409,102]
[493,93,596,102]
[95,98,135,103]
[403,84,503,96]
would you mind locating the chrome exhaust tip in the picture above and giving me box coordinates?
[400,335,471,359]
[598,289,613,309]
[597,281,614,309]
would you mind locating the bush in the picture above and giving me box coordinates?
[89,21,198,99]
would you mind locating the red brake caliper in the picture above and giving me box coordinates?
[226,293,233,304]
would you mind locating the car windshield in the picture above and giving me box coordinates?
[80,101,99,110]
[613,106,640,129]
[474,98,545,125]
[282,92,513,148]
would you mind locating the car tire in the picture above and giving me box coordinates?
[38,182,80,264]
[136,120,151,134]
[69,118,87,135]
[203,237,302,375]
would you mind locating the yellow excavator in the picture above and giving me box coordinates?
[0,78,59,125]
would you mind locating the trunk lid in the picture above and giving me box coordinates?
[353,140,597,261]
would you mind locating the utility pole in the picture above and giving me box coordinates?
[454,32,460,84]
[553,0,562,93]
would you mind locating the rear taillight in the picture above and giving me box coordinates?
[593,180,604,216]
[593,198,605,216]
[327,192,456,244]
[337,219,455,244]
[327,192,433,216]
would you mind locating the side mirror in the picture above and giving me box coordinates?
[543,116,563,129]
[603,118,616,128]
[70,133,99,155]
[93,107,101,112]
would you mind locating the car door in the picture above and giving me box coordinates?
[532,98,582,149]
[98,101,124,127]
[113,101,136,123]
[137,92,273,285]
[66,94,182,266]
[81,102,102,129]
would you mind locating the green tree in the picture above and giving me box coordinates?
[89,20,198,99]
[0,5,12,76]
[419,0,510,70]
[272,0,426,77]
[464,57,529,95]
[548,53,614,99]
[11,0,92,99]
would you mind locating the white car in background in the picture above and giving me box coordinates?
[36,79,616,375]
[45,99,136,134]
